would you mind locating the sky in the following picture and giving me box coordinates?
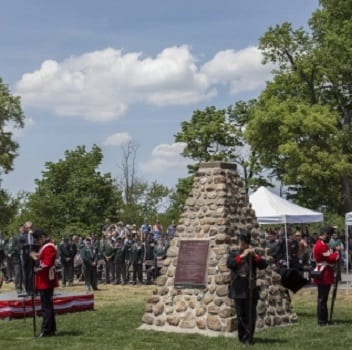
[0,0,319,195]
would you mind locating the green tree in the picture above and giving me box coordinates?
[227,101,273,192]
[0,78,25,174]
[165,176,194,223]
[245,1,352,213]
[175,106,238,162]
[118,180,170,226]
[23,145,122,238]
[174,104,272,195]
[0,78,25,231]
[0,188,19,233]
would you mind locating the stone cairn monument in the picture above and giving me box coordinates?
[140,162,297,336]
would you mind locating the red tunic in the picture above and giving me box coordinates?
[312,238,339,285]
[35,241,59,290]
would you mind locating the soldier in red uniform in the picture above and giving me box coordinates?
[312,226,340,326]
[227,231,267,345]
[31,229,58,337]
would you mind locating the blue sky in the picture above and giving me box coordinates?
[0,0,319,195]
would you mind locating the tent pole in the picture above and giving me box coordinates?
[346,223,349,294]
[285,223,289,268]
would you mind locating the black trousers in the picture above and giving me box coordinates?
[235,298,257,344]
[317,284,331,324]
[132,263,143,283]
[114,261,126,283]
[39,288,56,334]
[105,259,115,283]
[23,258,34,295]
[12,262,23,291]
[84,267,98,290]
[62,262,74,285]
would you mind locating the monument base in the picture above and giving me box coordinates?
[138,323,236,338]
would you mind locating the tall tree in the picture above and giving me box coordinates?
[174,104,272,195]
[165,176,194,222]
[23,145,122,238]
[0,78,25,233]
[116,141,171,225]
[245,1,352,213]
[175,106,238,163]
[0,187,19,232]
[227,101,273,192]
[0,78,25,174]
[119,141,139,204]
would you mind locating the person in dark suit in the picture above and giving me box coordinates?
[7,225,26,294]
[22,221,37,296]
[81,237,99,293]
[59,236,77,287]
[227,231,267,345]
[113,237,126,284]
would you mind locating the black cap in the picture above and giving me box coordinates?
[32,228,47,240]
[240,230,251,245]
[320,226,334,235]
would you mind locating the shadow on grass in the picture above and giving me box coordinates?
[254,337,288,344]
[56,330,83,337]
[331,319,352,325]
[296,311,315,317]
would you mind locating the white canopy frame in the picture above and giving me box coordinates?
[344,212,352,292]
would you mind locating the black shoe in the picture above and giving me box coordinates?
[239,337,254,346]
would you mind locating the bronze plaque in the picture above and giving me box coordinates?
[174,240,210,288]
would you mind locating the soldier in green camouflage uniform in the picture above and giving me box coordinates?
[130,238,145,284]
[102,232,116,284]
[113,237,126,284]
[81,237,99,293]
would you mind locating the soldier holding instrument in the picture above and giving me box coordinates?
[312,226,340,326]
[227,231,267,345]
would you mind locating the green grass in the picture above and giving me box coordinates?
[1,284,352,350]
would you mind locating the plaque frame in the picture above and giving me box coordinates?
[174,239,210,289]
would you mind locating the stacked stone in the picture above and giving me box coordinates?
[141,162,296,336]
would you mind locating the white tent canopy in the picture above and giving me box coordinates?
[249,186,324,268]
[249,186,324,225]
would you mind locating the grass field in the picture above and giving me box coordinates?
[1,281,352,350]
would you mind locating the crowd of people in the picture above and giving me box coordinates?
[264,225,351,279]
[0,219,177,295]
[1,219,351,341]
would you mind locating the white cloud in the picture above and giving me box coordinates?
[15,45,272,123]
[15,46,213,122]
[139,142,192,174]
[201,46,273,94]
[103,132,132,146]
